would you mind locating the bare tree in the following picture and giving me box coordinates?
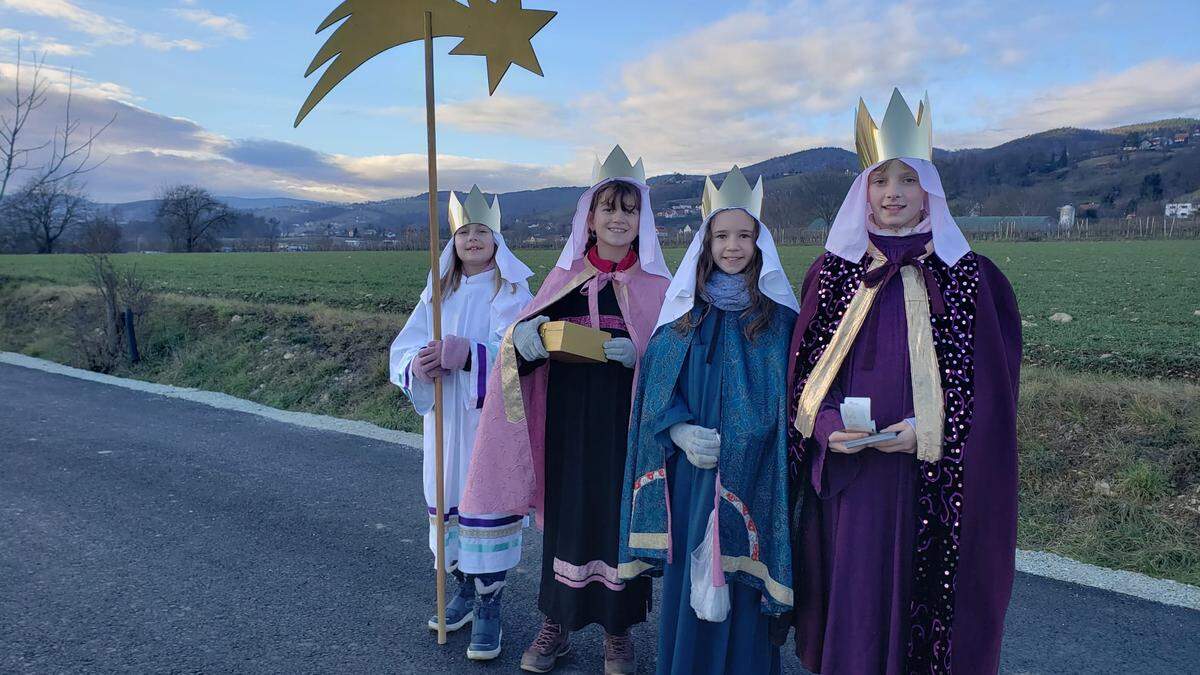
[800,171,855,227]
[77,215,123,253]
[265,216,282,251]
[982,185,1059,218]
[1,43,49,203]
[157,185,233,252]
[762,193,803,241]
[7,177,88,253]
[762,170,855,241]
[1,42,113,203]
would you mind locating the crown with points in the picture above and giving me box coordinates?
[855,88,933,170]
[448,185,501,234]
[701,166,764,222]
[592,145,646,185]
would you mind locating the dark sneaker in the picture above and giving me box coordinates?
[426,591,473,632]
[466,586,503,661]
[603,631,635,675]
[520,617,570,673]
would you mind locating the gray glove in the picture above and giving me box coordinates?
[603,337,637,369]
[513,315,550,361]
[669,422,721,469]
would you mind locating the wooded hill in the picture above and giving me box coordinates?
[97,118,1200,238]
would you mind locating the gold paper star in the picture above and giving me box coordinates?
[450,0,556,95]
[295,0,556,126]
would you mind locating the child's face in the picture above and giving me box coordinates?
[867,160,927,230]
[453,223,496,271]
[588,186,639,250]
[708,209,757,275]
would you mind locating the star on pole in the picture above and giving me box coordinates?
[449,0,556,94]
[295,0,556,126]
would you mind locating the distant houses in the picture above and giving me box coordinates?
[655,203,699,219]
[1165,203,1195,218]
[1122,123,1198,152]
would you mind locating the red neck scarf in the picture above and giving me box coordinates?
[587,245,637,273]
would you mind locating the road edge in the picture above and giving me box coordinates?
[3,350,1198,612]
[1,351,422,450]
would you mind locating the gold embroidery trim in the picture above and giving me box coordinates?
[628,532,669,549]
[719,555,794,607]
[500,265,597,422]
[617,560,655,580]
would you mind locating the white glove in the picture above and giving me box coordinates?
[603,337,637,369]
[669,422,721,469]
[513,315,550,361]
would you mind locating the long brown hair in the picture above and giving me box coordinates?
[677,219,772,342]
[586,181,641,253]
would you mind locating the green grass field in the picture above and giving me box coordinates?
[2,240,1197,377]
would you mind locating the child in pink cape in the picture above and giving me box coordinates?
[459,146,671,674]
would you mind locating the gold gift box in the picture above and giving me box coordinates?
[539,320,611,364]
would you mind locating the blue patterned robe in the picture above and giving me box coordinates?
[619,301,796,620]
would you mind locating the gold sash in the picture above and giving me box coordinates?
[794,244,944,462]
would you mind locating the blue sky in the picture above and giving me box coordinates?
[1,0,1197,202]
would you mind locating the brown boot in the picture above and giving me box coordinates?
[520,617,570,673]
[604,631,635,675]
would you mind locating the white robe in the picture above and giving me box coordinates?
[389,269,532,568]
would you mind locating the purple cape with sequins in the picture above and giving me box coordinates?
[783,237,1021,675]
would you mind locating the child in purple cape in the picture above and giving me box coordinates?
[785,90,1022,674]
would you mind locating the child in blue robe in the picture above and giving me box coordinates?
[619,168,800,675]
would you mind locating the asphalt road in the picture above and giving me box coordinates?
[2,362,1198,674]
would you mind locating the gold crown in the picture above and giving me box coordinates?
[855,88,933,170]
[592,145,646,185]
[448,185,501,234]
[701,166,764,222]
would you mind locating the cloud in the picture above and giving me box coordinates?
[138,35,204,52]
[1,0,129,39]
[578,2,972,174]
[0,0,207,51]
[171,8,249,40]
[0,28,87,56]
[0,60,139,102]
[332,153,572,195]
[995,48,1025,66]
[0,60,574,202]
[1014,60,1200,130]
[5,1,1195,203]
[337,95,571,141]
[942,59,1200,148]
[437,94,570,139]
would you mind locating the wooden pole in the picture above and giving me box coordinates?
[424,10,448,646]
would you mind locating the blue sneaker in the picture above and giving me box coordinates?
[466,582,504,660]
[427,576,474,632]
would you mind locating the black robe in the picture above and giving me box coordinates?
[519,281,652,634]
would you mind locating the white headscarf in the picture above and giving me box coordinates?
[655,207,800,331]
[420,230,533,302]
[825,157,970,266]
[553,178,671,280]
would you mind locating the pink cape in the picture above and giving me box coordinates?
[459,255,669,527]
